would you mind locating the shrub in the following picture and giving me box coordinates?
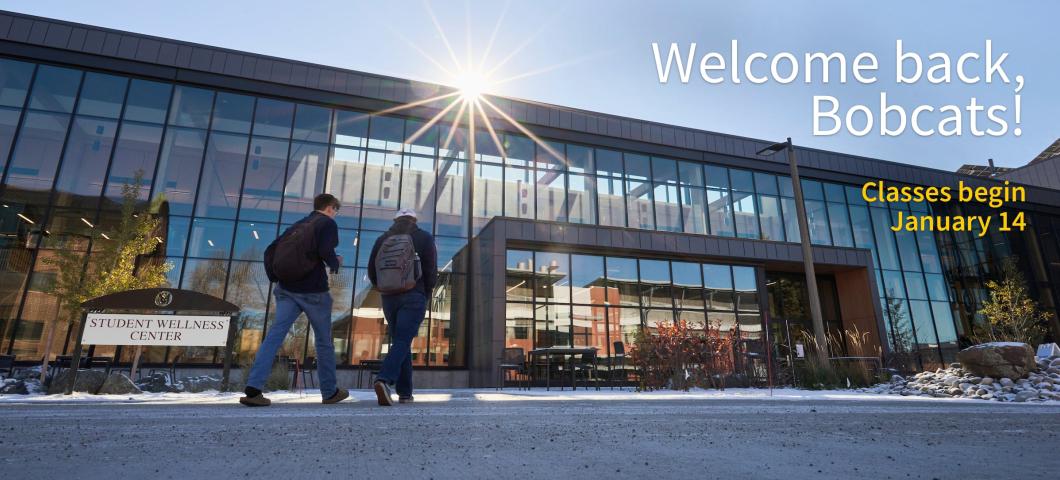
[631,320,746,391]
[233,355,292,393]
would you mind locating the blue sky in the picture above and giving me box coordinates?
[5,0,1059,173]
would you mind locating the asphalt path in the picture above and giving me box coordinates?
[1,397,1058,479]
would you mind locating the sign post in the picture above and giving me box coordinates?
[65,289,240,395]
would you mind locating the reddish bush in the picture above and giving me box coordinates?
[631,320,746,391]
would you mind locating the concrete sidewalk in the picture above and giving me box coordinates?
[1,391,1058,479]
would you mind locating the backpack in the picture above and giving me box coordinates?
[267,215,328,282]
[374,232,422,294]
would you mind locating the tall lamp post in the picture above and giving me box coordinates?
[756,138,829,360]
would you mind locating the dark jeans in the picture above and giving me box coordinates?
[376,291,427,398]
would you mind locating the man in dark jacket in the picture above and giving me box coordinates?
[240,193,349,406]
[368,208,437,405]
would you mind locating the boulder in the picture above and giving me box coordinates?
[1,378,25,394]
[13,365,54,384]
[134,373,182,393]
[48,369,108,395]
[956,343,1036,379]
[97,373,142,395]
[1014,390,1038,402]
[179,375,222,393]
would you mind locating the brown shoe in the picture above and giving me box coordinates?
[322,388,349,404]
[374,381,394,406]
[239,394,271,407]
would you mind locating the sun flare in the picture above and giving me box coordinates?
[452,73,490,98]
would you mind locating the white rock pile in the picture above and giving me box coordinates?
[858,356,1060,402]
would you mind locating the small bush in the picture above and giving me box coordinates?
[631,320,746,391]
[232,355,291,393]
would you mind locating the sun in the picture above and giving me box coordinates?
[452,73,490,99]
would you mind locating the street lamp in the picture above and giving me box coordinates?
[757,138,829,360]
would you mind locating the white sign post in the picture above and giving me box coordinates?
[82,314,231,346]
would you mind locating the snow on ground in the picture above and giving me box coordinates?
[1,386,1054,405]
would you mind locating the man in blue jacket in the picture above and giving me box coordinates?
[368,208,437,405]
[240,194,349,406]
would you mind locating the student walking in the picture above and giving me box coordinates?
[368,208,437,405]
[240,194,350,406]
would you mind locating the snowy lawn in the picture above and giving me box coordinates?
[2,387,1052,405]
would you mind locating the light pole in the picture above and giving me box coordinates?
[756,138,829,360]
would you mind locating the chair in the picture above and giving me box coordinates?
[498,348,529,390]
[610,342,629,390]
[0,355,15,379]
[298,356,317,389]
[85,356,113,376]
[356,359,384,389]
[112,355,145,380]
[572,352,600,391]
[149,354,182,384]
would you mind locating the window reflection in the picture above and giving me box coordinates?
[29,65,81,113]
[153,128,207,216]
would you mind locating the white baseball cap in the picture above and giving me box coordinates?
[395,208,417,219]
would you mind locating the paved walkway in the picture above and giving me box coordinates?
[1,389,1058,478]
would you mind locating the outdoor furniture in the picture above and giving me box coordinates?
[528,347,599,391]
[112,355,145,380]
[610,342,629,390]
[571,352,600,391]
[149,354,182,384]
[498,348,530,390]
[0,355,15,379]
[298,356,317,389]
[85,356,113,376]
[53,355,86,377]
[356,359,383,389]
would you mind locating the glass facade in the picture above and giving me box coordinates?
[504,248,760,360]
[0,55,1058,376]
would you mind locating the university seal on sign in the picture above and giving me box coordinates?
[154,290,173,307]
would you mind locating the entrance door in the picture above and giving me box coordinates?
[770,318,813,363]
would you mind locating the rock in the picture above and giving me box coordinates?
[948,388,963,396]
[980,377,994,385]
[97,373,142,395]
[943,375,959,386]
[1050,358,1060,368]
[982,393,994,400]
[0,379,26,394]
[179,375,222,393]
[891,374,904,383]
[1015,390,1037,402]
[1048,368,1060,376]
[134,373,182,393]
[957,343,1036,379]
[47,369,108,395]
[975,388,988,396]
[949,363,962,369]
[969,377,982,384]
[13,365,54,384]
[959,382,973,390]
[1000,378,1015,387]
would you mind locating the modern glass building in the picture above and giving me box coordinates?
[0,11,1058,387]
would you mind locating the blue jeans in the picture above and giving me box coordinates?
[376,291,427,398]
[247,285,337,399]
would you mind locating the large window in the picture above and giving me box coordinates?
[505,249,760,359]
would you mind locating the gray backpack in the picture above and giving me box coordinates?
[374,233,422,294]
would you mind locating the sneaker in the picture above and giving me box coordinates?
[322,388,349,404]
[399,395,414,404]
[239,393,271,407]
[374,381,394,406]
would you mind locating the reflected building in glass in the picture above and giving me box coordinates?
[0,12,1057,387]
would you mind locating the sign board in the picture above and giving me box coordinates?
[795,344,805,358]
[1039,343,1060,358]
[82,313,231,346]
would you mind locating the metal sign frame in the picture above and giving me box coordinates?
[66,288,241,395]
